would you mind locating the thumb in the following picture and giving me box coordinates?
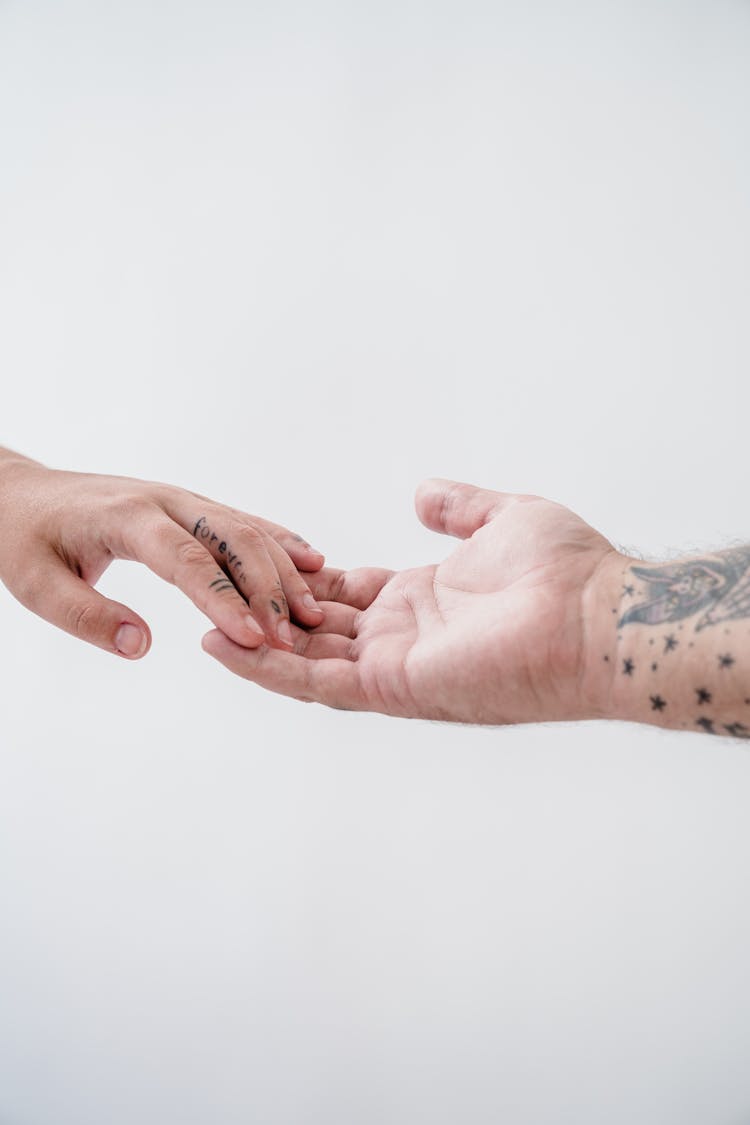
[16,554,151,659]
[415,478,520,540]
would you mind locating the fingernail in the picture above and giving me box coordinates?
[302,593,322,614]
[245,614,265,640]
[277,619,293,647]
[115,623,147,658]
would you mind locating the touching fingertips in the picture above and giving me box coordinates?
[245,614,265,642]
[295,540,324,563]
[302,593,324,616]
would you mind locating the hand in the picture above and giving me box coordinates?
[202,478,620,724]
[0,452,325,659]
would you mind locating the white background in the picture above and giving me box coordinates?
[1,1,750,1122]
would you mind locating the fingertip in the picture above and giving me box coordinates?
[300,592,325,621]
[414,477,455,530]
[114,622,151,660]
[297,547,325,572]
[243,614,266,647]
[201,628,224,657]
[277,618,295,649]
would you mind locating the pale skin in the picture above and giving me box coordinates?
[203,479,750,739]
[0,447,325,658]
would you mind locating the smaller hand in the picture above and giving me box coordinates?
[202,478,619,724]
[0,454,325,659]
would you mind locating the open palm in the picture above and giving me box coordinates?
[203,480,619,724]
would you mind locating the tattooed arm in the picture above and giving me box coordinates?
[0,446,324,658]
[606,551,750,738]
[203,478,750,740]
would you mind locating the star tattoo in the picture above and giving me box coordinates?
[663,634,678,653]
[718,653,735,669]
[650,695,666,712]
[696,717,716,734]
[725,722,750,739]
[622,584,635,597]
[622,658,635,676]
[695,687,712,705]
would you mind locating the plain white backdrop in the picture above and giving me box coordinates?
[1,1,750,1122]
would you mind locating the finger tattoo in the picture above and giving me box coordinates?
[193,515,248,585]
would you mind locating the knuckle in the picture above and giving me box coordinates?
[65,600,101,639]
[330,571,348,603]
[237,524,264,549]
[108,494,157,524]
[439,482,464,527]
[174,539,210,571]
[296,661,316,703]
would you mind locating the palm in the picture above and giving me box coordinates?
[348,496,613,722]
[203,480,617,723]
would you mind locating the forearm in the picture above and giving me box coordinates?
[590,548,750,738]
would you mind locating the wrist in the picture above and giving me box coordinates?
[579,549,634,722]
[0,449,47,518]
[584,546,750,736]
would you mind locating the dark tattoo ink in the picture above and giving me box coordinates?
[724,722,750,739]
[650,695,666,712]
[270,599,282,615]
[696,687,712,705]
[696,717,716,734]
[718,653,735,669]
[192,518,245,585]
[619,546,750,631]
[663,634,678,653]
[622,658,635,676]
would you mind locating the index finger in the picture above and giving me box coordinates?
[120,514,267,648]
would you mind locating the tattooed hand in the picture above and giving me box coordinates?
[202,479,620,723]
[0,448,324,658]
[204,479,750,740]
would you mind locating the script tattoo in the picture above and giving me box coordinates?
[193,515,248,587]
[618,546,750,632]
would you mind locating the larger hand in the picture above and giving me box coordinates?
[203,479,620,724]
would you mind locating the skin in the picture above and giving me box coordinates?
[0,447,324,658]
[202,478,750,740]
[203,478,618,722]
